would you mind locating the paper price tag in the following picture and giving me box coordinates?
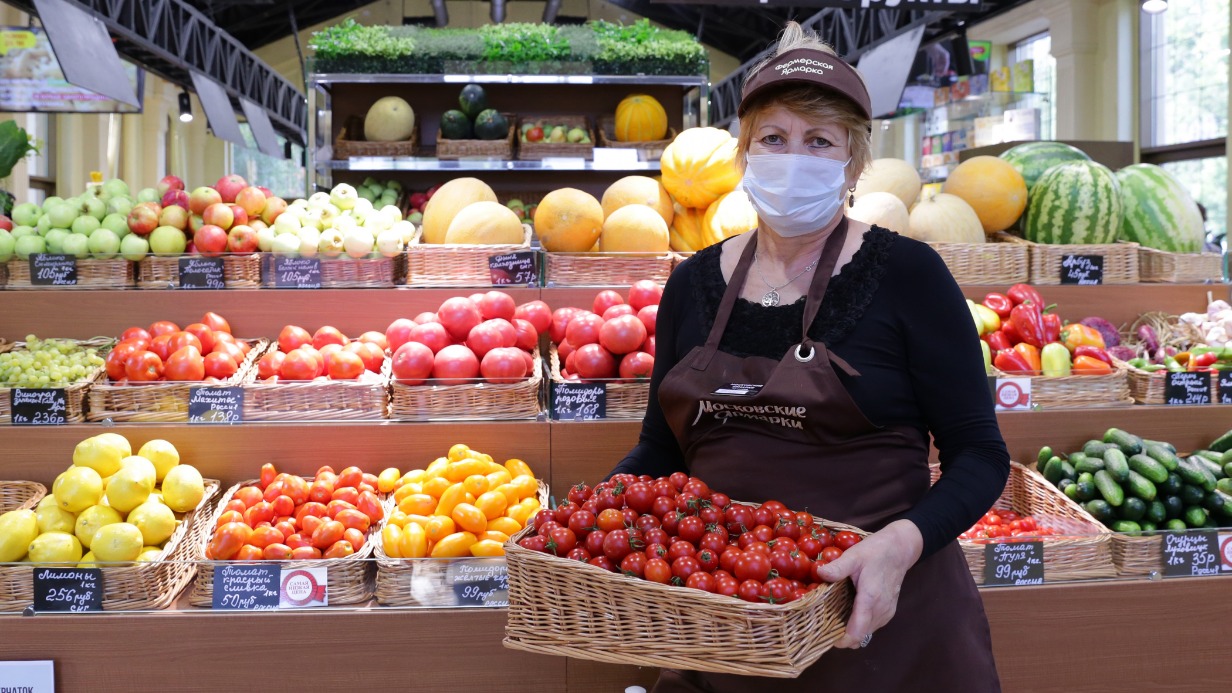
[551,382,606,420]
[187,387,243,424]
[541,157,586,170]
[0,661,55,693]
[1060,254,1103,285]
[10,388,67,425]
[1162,531,1220,577]
[592,148,641,169]
[488,251,538,286]
[29,254,78,286]
[982,541,1044,586]
[178,256,225,290]
[993,377,1032,411]
[33,567,102,612]
[213,564,280,610]
[445,558,509,608]
[1164,371,1211,406]
[279,567,327,608]
[273,257,322,289]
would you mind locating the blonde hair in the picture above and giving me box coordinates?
[737,22,872,181]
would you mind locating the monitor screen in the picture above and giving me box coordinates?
[0,26,143,113]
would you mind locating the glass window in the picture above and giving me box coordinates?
[1162,157,1226,245]
[1011,32,1056,140]
[1141,0,1229,147]
[231,124,305,199]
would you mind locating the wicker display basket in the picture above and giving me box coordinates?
[1137,247,1223,284]
[1118,358,1220,405]
[503,508,867,678]
[189,479,377,607]
[404,225,533,287]
[0,337,112,424]
[544,251,674,288]
[516,115,594,161]
[998,235,1140,285]
[261,253,406,289]
[5,257,134,289]
[86,339,266,423]
[1111,532,1164,576]
[0,480,46,512]
[596,115,677,161]
[0,479,219,612]
[242,357,391,421]
[137,253,262,289]
[990,364,1133,409]
[389,349,543,421]
[927,237,1029,285]
[435,114,516,160]
[548,346,647,419]
[334,123,419,159]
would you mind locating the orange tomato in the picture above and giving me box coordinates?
[281,475,310,505]
[510,474,538,500]
[356,491,384,524]
[285,533,311,550]
[234,486,263,509]
[323,540,355,559]
[451,503,488,534]
[327,500,356,519]
[422,476,451,499]
[247,525,284,549]
[259,463,278,490]
[377,468,401,494]
[224,499,246,515]
[243,501,275,527]
[436,483,468,518]
[474,491,508,521]
[262,480,286,503]
[425,516,456,543]
[335,509,371,533]
[430,531,478,558]
[343,527,365,551]
[300,514,325,538]
[469,539,505,557]
[398,493,436,516]
[504,458,535,479]
[382,525,404,558]
[358,482,377,495]
[445,458,487,483]
[207,522,253,560]
[487,516,523,536]
[398,523,428,558]
[311,520,345,549]
[331,486,360,506]
[294,502,328,523]
[308,480,333,504]
[274,520,297,540]
[485,469,513,489]
[263,543,293,560]
[336,466,364,489]
[234,544,264,561]
[291,546,322,560]
[215,510,244,529]
[271,495,295,518]
[480,530,510,544]
[462,474,489,497]
[361,472,380,489]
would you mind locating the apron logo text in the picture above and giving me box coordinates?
[694,400,807,429]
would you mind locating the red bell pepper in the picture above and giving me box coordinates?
[994,348,1034,374]
[1073,345,1113,366]
[1189,351,1219,370]
[1012,343,1042,374]
[1009,301,1046,348]
[1000,320,1021,345]
[987,330,1012,352]
[982,293,1014,319]
[1007,284,1043,307]
[1041,313,1062,344]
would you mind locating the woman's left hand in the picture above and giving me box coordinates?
[817,519,923,649]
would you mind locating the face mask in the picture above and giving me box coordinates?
[741,154,850,238]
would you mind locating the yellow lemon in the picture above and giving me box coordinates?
[72,434,127,477]
[90,523,143,562]
[136,440,179,482]
[0,509,38,562]
[74,504,122,549]
[161,465,205,513]
[136,547,163,562]
[27,531,83,565]
[118,455,157,488]
[78,550,97,568]
[54,466,104,514]
[126,501,177,546]
[35,496,77,534]
[105,466,153,514]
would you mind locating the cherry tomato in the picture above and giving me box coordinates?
[566,547,591,562]
[753,506,776,528]
[666,540,695,561]
[698,504,724,526]
[651,495,676,519]
[587,555,617,572]
[737,579,763,603]
[762,577,796,604]
[820,546,843,564]
[620,551,647,578]
[695,548,720,573]
[661,511,683,537]
[770,550,798,581]
[596,508,625,533]
[568,510,597,537]
[733,551,771,582]
[645,543,668,560]
[834,531,861,550]
[567,483,592,505]
[643,528,669,547]
[725,505,755,534]
[532,509,555,531]
[768,537,796,554]
[644,557,672,584]
[719,546,742,573]
[685,571,716,593]
[677,516,706,544]
[699,531,728,554]
[584,529,608,556]
[751,525,775,543]
[634,514,661,533]
[518,535,549,553]
[774,517,801,540]
[553,501,579,526]
[671,556,701,582]
[624,482,655,514]
[715,576,740,597]
[546,527,577,556]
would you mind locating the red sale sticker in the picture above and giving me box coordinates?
[280,567,328,608]
[1220,533,1232,572]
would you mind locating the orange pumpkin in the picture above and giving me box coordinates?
[615,94,669,142]
[660,127,741,209]
[942,156,1028,234]
[533,188,604,252]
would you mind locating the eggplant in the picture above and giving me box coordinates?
[1079,317,1121,348]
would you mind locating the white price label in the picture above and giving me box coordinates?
[592,148,641,169]
[994,377,1032,411]
[0,660,55,692]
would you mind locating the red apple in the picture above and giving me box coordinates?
[189,186,222,215]
[257,186,273,198]
[161,189,190,210]
[127,202,162,237]
[0,214,12,231]
[409,193,429,209]
[202,202,234,230]
[193,224,228,256]
[158,175,185,197]
[235,187,266,217]
[188,214,205,233]
[425,185,441,199]
[215,174,247,203]
[226,224,258,254]
[228,204,249,227]
[249,219,268,232]
[260,196,287,225]
[159,204,190,230]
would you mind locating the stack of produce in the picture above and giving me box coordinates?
[958,509,1056,542]
[519,118,589,145]
[0,179,137,261]
[419,177,524,246]
[1116,301,1232,375]
[550,281,660,381]
[440,84,510,142]
[267,183,413,258]
[0,336,105,387]
[255,325,386,382]
[104,312,250,384]
[659,128,754,253]
[971,284,1116,376]
[533,177,675,254]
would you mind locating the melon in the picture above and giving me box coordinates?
[421,178,497,244]
[443,202,525,245]
[702,191,757,247]
[534,188,604,252]
[601,176,674,225]
[854,158,921,209]
[906,193,985,244]
[669,205,706,252]
[999,141,1091,194]
[363,96,416,142]
[1023,161,1121,245]
[942,156,1028,234]
[599,204,670,253]
[848,192,909,235]
[1115,164,1205,253]
[660,127,741,209]
[615,94,669,142]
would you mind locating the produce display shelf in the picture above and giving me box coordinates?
[308,73,708,87]
[320,157,662,172]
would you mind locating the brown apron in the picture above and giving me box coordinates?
[651,219,1000,693]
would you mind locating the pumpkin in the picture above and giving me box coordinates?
[601,176,675,226]
[660,127,741,209]
[905,193,985,244]
[443,201,525,245]
[702,191,758,247]
[422,178,498,244]
[854,159,922,209]
[599,204,670,253]
[942,156,1028,234]
[848,192,909,235]
[669,204,706,252]
[533,188,604,252]
[615,94,669,142]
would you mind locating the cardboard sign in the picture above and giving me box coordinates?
[488,251,538,286]
[178,256,225,290]
[213,564,280,610]
[0,660,55,693]
[993,377,1032,411]
[187,386,243,424]
[32,567,102,612]
[279,567,327,608]
[1162,530,1220,577]
[551,382,606,420]
[983,541,1044,586]
[445,558,509,608]
[1219,372,1232,405]
[28,253,77,285]
[10,388,67,425]
[1059,254,1103,285]
[1164,371,1211,406]
[273,256,322,289]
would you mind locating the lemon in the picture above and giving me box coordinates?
[95,432,133,456]
[126,501,177,546]
[118,455,158,487]
[27,531,83,565]
[35,496,76,534]
[137,439,180,482]
[136,547,163,562]
[75,504,123,549]
[0,509,38,562]
[72,434,127,477]
[54,466,104,513]
[91,523,143,562]
[105,465,153,514]
[78,550,98,568]
[161,465,205,512]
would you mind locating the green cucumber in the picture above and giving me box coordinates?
[1140,521,1158,532]
[1112,520,1142,533]
[1183,506,1209,528]
[1192,456,1226,480]
[1074,480,1097,502]
[1179,484,1207,506]
[1176,459,1212,489]
[1217,478,1232,495]
[1060,461,1077,482]
[1224,462,1232,480]
[1042,456,1067,484]
[1161,473,1184,496]
[1036,446,1054,466]
[1103,428,1144,456]
[1144,442,1180,472]
[1074,456,1105,475]
[1146,499,1167,524]
[1221,449,1232,466]
[1128,454,1169,484]
[1094,470,1125,507]
[1163,495,1185,519]
[1077,471,1095,485]
[1193,449,1223,462]
[1082,441,1118,458]
[1144,439,1176,454]
[1103,449,1131,483]
[1185,457,1218,491]
[1205,490,1232,517]
[1119,497,1147,521]
[1084,499,1115,524]
[1208,428,1232,453]
[1165,518,1188,531]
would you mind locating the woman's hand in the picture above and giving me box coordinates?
[818,519,923,649]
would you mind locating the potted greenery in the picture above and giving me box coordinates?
[0,120,39,215]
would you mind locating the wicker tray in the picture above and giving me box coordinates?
[0,337,112,424]
[544,251,673,287]
[549,346,647,419]
[503,508,866,678]
[1137,247,1223,283]
[138,253,262,289]
[260,253,406,289]
[404,225,533,287]
[0,479,219,612]
[389,349,543,421]
[86,339,266,423]
[516,115,594,161]
[436,113,516,160]
[6,257,134,289]
[189,479,376,607]
[334,123,419,159]
[1118,358,1220,405]
[242,356,390,421]
[990,363,1132,409]
[928,237,1029,285]
[998,235,1139,285]
[0,480,46,512]
[597,114,677,161]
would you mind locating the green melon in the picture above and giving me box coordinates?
[473,109,509,141]
[1115,164,1205,253]
[1023,160,1122,245]
[459,84,488,120]
[439,110,473,140]
[999,141,1092,194]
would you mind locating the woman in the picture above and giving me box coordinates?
[609,22,1009,692]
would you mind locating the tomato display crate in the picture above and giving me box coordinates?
[435,113,516,160]
[241,355,391,421]
[543,251,674,288]
[989,363,1132,409]
[260,253,406,289]
[928,237,1029,285]
[189,479,377,607]
[933,462,1115,584]
[5,257,134,289]
[998,235,1140,285]
[0,337,111,424]
[515,115,594,161]
[596,115,677,161]
[137,254,261,290]
[334,122,419,159]
[0,479,219,612]
[1117,358,1220,405]
[388,349,544,421]
[404,225,533,287]
[548,346,647,419]
[1137,247,1223,284]
[503,510,865,678]
[0,480,46,513]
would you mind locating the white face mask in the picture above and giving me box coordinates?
[741,154,850,238]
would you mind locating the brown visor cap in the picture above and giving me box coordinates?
[739,48,872,121]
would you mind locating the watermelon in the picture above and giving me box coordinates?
[999,142,1091,193]
[1115,164,1204,253]
[1023,160,1122,245]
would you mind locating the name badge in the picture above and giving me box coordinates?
[712,383,763,397]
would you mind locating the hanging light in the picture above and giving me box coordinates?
[1141,0,1168,13]
[178,91,193,123]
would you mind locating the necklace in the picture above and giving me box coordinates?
[754,251,820,307]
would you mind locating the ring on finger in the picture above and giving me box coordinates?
[860,633,873,648]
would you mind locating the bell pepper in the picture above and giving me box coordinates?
[1013,343,1042,374]
[982,293,1014,319]
[994,348,1034,374]
[1127,357,1148,369]
[1073,345,1113,366]
[1041,312,1062,344]
[1189,351,1219,370]
[1163,356,1185,372]
[966,299,986,335]
[1174,351,1191,366]
[980,340,992,375]
[972,303,1001,334]
[987,330,1012,352]
[1072,355,1114,375]
[1060,323,1106,352]
[1041,342,1072,377]
[1007,283,1043,307]
[1009,301,1046,348]
[1000,320,1021,345]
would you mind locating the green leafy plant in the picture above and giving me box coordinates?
[0,120,38,180]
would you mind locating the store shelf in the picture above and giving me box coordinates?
[309,73,707,87]
[320,157,661,172]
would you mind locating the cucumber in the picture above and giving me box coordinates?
[1192,456,1226,480]
[1225,462,1232,480]
[1119,497,1147,521]
[1085,499,1115,524]
[1064,482,1082,502]
[1140,521,1158,532]
[1144,442,1180,472]
[1074,480,1097,502]
[1183,506,1209,528]
[1207,490,1232,517]
[1083,441,1118,458]
[1163,495,1185,519]
[1185,457,1218,492]
[1112,520,1142,533]
[1144,439,1176,454]
[1075,456,1105,475]
[1060,461,1077,482]
[1128,454,1169,484]
[1077,471,1095,486]
[1176,459,1212,489]
[1217,478,1232,495]
[1094,470,1125,507]
[1179,484,1207,506]
[1043,456,1067,484]
[1193,449,1223,462]
[1103,449,1131,483]
[1222,448,1232,466]
[1103,428,1144,456]
[1036,446,1054,466]
[1208,428,1232,453]
[1165,518,1188,531]
[1161,473,1184,496]
[1146,499,1167,524]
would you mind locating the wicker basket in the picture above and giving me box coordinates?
[389,349,543,421]
[137,253,262,290]
[990,364,1132,409]
[927,237,1029,285]
[0,479,219,612]
[544,251,674,287]
[516,115,594,161]
[548,346,647,419]
[0,337,112,424]
[1137,247,1223,284]
[1118,357,1219,405]
[405,225,533,287]
[503,509,867,678]
[189,479,376,607]
[242,357,390,421]
[997,235,1140,285]
[5,257,134,289]
[1111,532,1164,576]
[334,124,419,159]
[86,339,266,423]
[597,115,677,161]
[0,480,46,512]
[436,113,516,160]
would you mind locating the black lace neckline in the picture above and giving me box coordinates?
[690,226,897,359]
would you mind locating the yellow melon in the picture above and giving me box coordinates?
[702,191,758,246]
[660,127,741,209]
[599,204,670,253]
[534,188,604,252]
[601,176,674,226]
[669,204,706,252]
[615,94,669,142]
[422,178,498,244]
[443,202,525,245]
[942,156,1028,234]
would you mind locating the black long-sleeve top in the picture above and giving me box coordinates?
[610,227,1010,558]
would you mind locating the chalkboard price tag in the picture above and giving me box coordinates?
[213,564,280,610]
[178,256,225,290]
[10,388,67,425]
[1059,254,1103,285]
[29,253,78,286]
[1219,372,1232,405]
[33,567,102,612]
[551,381,606,420]
[1164,371,1211,406]
[1162,530,1220,577]
[188,386,243,424]
[488,251,538,286]
[273,256,322,289]
[445,558,509,608]
[983,541,1044,586]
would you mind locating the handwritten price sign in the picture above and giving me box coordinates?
[10,388,67,425]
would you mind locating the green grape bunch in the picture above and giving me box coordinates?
[0,335,105,386]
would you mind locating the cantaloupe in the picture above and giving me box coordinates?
[599,204,670,253]
[601,176,674,226]
[660,127,741,209]
[854,159,922,209]
[905,193,985,244]
[942,156,1028,234]
[702,191,757,246]
[848,192,909,235]
[669,205,706,252]
[422,178,497,244]
[534,188,604,252]
[443,201,525,245]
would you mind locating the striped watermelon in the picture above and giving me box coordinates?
[999,142,1091,193]
[1023,161,1122,245]
[1115,164,1204,253]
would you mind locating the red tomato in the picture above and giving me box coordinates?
[349,341,385,373]
[750,525,775,543]
[391,342,434,385]
[105,343,142,380]
[125,351,164,381]
[356,491,384,524]
[263,543,293,560]
[584,529,607,556]
[326,349,365,380]
[677,516,706,543]
[567,483,591,505]
[628,280,663,311]
[715,576,740,597]
[834,531,861,550]
[566,547,591,562]
[685,570,716,593]
[567,509,596,537]
[279,348,318,380]
[819,546,843,564]
[343,527,366,551]
[671,555,701,581]
[512,318,538,352]
[257,351,285,380]
[724,505,755,534]
[166,331,203,356]
[737,579,763,603]
[467,320,514,358]
[477,291,516,320]
[233,544,264,561]
[355,330,388,350]
[635,304,658,337]
[437,297,483,341]
[311,520,345,549]
[549,307,582,344]
[573,343,617,380]
[312,325,348,350]
[405,321,450,354]
[666,540,695,561]
[643,557,672,584]
[599,315,648,355]
[323,540,355,559]
[602,529,640,562]
[432,344,480,384]
[278,325,311,353]
[618,351,655,380]
[719,546,742,573]
[734,551,771,582]
[695,548,720,573]
[699,531,728,554]
[215,510,244,529]
[212,340,245,365]
[149,320,181,338]
[592,290,625,316]
[247,525,284,549]
[336,466,363,489]
[515,300,552,334]
[479,347,527,384]
[335,508,371,533]
[164,346,204,382]
[183,323,216,354]
[385,318,417,354]
[121,327,152,343]
[587,556,616,572]
[642,335,656,357]
[645,543,668,561]
[762,577,795,604]
[291,546,322,560]
[643,528,669,547]
[203,351,238,380]
[565,312,605,347]
[668,472,689,490]
[602,304,636,321]
[619,551,647,577]
[622,482,654,514]
[200,312,231,334]
[775,517,801,540]
[546,527,578,556]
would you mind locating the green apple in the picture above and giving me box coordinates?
[71,215,101,236]
[148,225,187,256]
[329,183,358,211]
[101,213,129,239]
[101,179,129,200]
[11,225,35,240]
[0,229,13,261]
[36,213,51,235]
[272,232,300,257]
[40,196,63,213]
[385,180,402,193]
[11,202,39,227]
[136,187,160,204]
[256,225,277,252]
[87,228,121,259]
[46,202,77,230]
[273,212,301,236]
[61,232,90,258]
[119,233,149,261]
[106,196,133,217]
[297,227,321,257]
[44,228,69,254]
[14,234,45,259]
[361,176,379,189]
[80,196,106,221]
[357,186,376,203]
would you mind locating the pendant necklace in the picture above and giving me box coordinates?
[754,251,820,307]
